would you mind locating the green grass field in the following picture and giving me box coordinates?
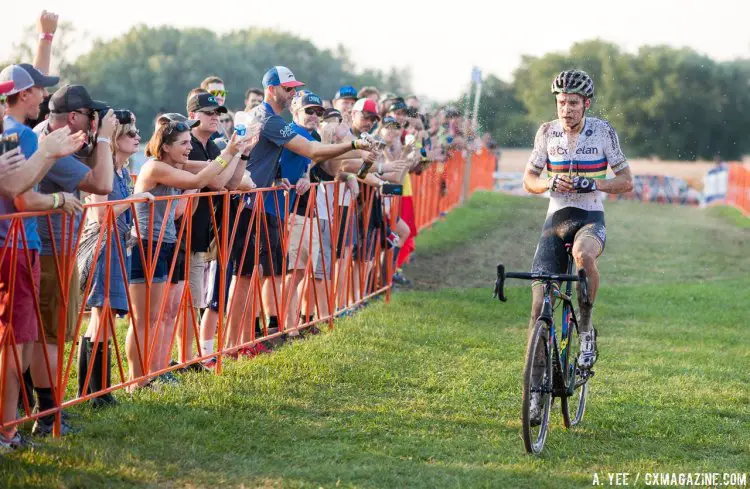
[1,193,749,488]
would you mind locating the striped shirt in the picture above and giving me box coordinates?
[527,117,628,214]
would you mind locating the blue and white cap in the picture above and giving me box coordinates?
[262,66,305,89]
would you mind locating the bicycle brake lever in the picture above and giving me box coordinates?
[494,264,508,302]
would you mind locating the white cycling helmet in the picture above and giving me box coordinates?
[551,70,595,98]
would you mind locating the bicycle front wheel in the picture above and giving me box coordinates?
[522,319,553,454]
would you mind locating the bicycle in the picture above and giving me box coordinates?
[493,244,594,454]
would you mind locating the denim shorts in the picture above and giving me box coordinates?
[130,240,176,284]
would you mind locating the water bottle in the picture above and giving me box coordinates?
[234,111,251,138]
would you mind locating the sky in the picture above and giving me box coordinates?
[2,0,749,102]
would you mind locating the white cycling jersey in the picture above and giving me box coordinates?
[527,117,629,214]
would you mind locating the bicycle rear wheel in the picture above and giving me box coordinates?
[522,319,553,454]
[561,309,588,428]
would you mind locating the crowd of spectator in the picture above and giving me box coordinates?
[0,10,489,451]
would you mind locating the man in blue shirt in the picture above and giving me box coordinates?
[0,63,83,446]
[262,92,325,338]
[225,66,375,352]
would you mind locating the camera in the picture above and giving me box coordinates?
[113,109,133,125]
[94,106,112,128]
[0,133,19,156]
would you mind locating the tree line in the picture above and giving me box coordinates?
[7,25,411,134]
[6,29,748,160]
[467,39,750,160]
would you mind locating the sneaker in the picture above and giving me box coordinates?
[202,356,218,369]
[180,362,211,374]
[154,371,180,385]
[528,392,542,427]
[305,325,321,336]
[392,271,412,287]
[283,332,303,343]
[237,346,257,360]
[32,416,80,437]
[0,431,33,452]
[578,329,598,369]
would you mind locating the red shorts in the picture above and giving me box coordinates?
[0,249,41,344]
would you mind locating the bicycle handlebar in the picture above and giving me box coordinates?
[494,263,588,303]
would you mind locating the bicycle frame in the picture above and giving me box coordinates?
[494,254,588,397]
[536,255,579,397]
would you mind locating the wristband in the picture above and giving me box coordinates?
[215,156,229,168]
[39,33,54,42]
[96,137,111,144]
[240,154,250,161]
[52,193,60,209]
[377,162,383,174]
[346,174,356,182]
[351,140,357,150]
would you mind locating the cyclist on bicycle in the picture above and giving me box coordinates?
[523,70,633,373]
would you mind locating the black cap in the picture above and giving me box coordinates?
[49,84,107,113]
[323,108,343,121]
[158,113,200,128]
[187,93,227,114]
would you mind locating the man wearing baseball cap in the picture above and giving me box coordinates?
[0,67,92,448]
[333,85,358,125]
[351,98,380,137]
[18,84,117,437]
[264,91,326,338]
[224,66,375,353]
[182,91,246,368]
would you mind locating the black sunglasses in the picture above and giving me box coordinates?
[73,109,94,120]
[304,107,325,117]
[125,129,140,138]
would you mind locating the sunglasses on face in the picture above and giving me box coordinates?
[281,86,296,93]
[126,129,140,138]
[73,109,94,120]
[0,95,6,104]
[304,107,325,117]
[220,117,232,123]
[200,110,220,117]
[209,89,227,98]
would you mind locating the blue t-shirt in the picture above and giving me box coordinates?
[264,122,315,220]
[1,115,41,250]
[244,102,297,207]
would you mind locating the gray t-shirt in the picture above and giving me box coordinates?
[37,154,90,256]
[244,102,297,206]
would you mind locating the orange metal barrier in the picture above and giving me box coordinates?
[727,163,750,216]
[0,149,494,437]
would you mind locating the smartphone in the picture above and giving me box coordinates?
[0,133,19,156]
[381,184,403,196]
